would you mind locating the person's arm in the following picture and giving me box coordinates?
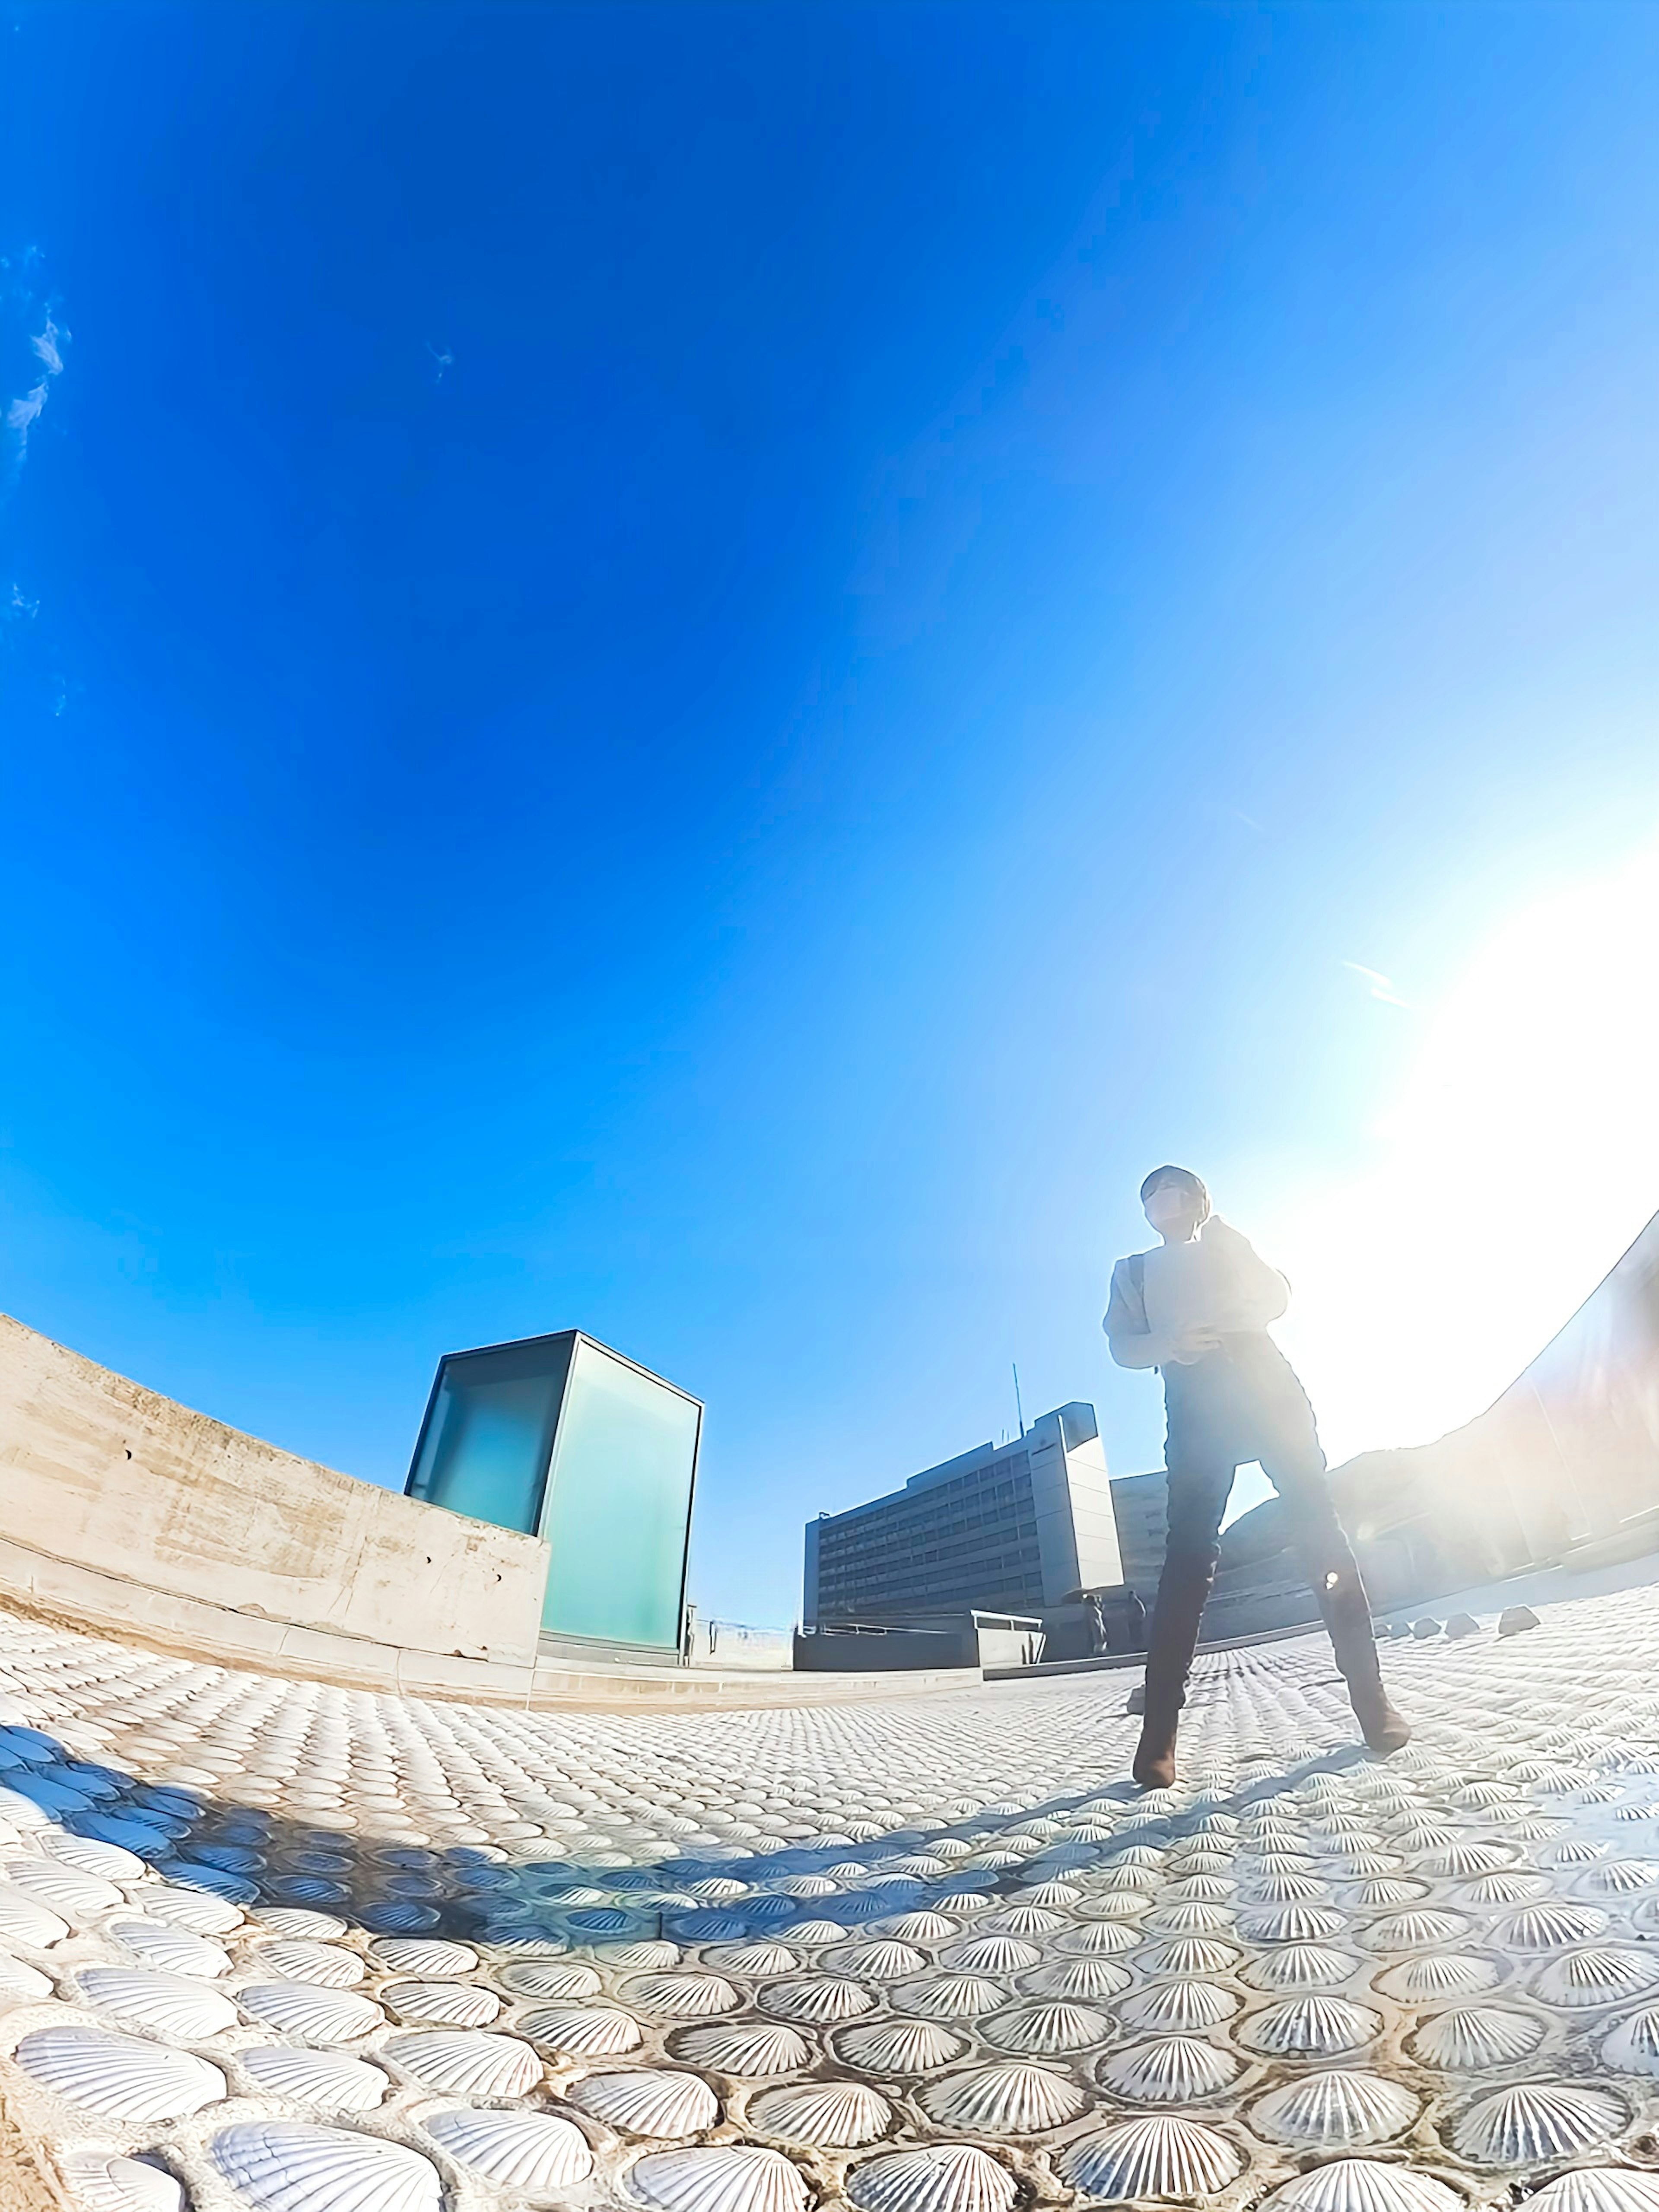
[1103,1258,1218,1369]
[1202,1218,1290,1326]
[1104,1259,1159,1367]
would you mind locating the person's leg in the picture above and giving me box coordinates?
[1255,1377,1409,1755]
[1133,1455,1234,1789]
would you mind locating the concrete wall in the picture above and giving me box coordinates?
[0,1315,550,1666]
[1332,1207,1659,1597]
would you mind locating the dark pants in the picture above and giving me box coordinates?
[1161,1334,1355,1583]
[1142,1333,1381,1722]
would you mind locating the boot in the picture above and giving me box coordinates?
[1132,1552,1216,1789]
[1316,1564,1410,1755]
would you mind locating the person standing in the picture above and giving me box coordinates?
[1105,1166,1408,1788]
[1084,1590,1108,1657]
[1125,1588,1147,1649]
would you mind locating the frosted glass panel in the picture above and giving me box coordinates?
[540,1338,699,1646]
[407,1343,569,1534]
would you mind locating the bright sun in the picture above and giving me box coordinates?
[1266,835,1659,1471]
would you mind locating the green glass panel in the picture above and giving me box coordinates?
[407,1343,569,1535]
[539,1339,699,1646]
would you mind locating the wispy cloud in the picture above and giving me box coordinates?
[3,257,67,494]
[3,257,69,709]
[1341,959,1414,1010]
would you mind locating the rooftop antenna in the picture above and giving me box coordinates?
[1012,1362,1025,1440]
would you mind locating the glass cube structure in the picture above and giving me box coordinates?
[405,1331,701,1657]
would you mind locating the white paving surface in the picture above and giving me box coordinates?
[3,1587,1659,2212]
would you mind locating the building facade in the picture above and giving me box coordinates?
[1105,1468,1169,1595]
[803,1403,1128,1627]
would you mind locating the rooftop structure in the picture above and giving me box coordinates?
[404,1328,701,1664]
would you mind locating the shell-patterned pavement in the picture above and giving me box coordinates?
[4,1589,1659,2212]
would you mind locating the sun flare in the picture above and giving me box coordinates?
[1267,836,1659,1469]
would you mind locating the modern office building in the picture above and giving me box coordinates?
[405,1330,701,1664]
[1108,1469,1170,1594]
[803,1402,1129,1627]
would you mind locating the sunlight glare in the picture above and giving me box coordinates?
[1268,835,1659,1469]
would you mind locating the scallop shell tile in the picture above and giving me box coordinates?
[711,1942,801,1976]
[1410,2005,1546,2069]
[920,2061,1086,2134]
[1021,1955,1132,2001]
[145,1887,245,1934]
[750,2081,893,2147]
[626,2145,812,2212]
[110,1920,229,1977]
[0,1951,52,1998]
[761,1974,876,2023]
[383,2028,541,2096]
[499,1958,603,1999]
[1244,1942,1359,1990]
[1262,2162,1464,2212]
[6,1861,123,1918]
[1498,1902,1610,1951]
[61,2152,185,2212]
[0,1884,71,1946]
[1239,1994,1380,2055]
[76,1964,239,2038]
[1238,1902,1347,1943]
[1374,1952,1500,2001]
[1140,1935,1239,1977]
[1056,2115,1244,2202]
[423,2107,594,2193]
[210,2122,441,2212]
[1052,1921,1138,1957]
[251,1939,364,1986]
[628,1971,743,2017]
[1361,1910,1466,1951]
[1534,1945,1659,2007]
[368,1937,478,1977]
[520,2003,644,2054]
[1523,2174,1659,2212]
[15,2027,227,2121]
[1450,2082,1626,2165]
[946,1936,1040,1973]
[381,1976,501,2026]
[238,1983,385,2042]
[1602,2006,1659,2073]
[672,2020,813,2075]
[896,1974,1007,2020]
[238,2046,389,2111]
[846,2143,1015,2212]
[1251,2070,1418,2147]
[1119,1976,1238,2031]
[984,1997,1113,2053]
[571,2067,721,2137]
[1097,2033,1239,2102]
[834,2019,968,2073]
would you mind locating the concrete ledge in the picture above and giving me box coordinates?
[0,1315,550,1663]
[985,1617,1323,1681]
[0,1530,983,1709]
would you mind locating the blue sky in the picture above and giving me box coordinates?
[5,3,1659,1625]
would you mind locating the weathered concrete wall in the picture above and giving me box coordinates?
[0,1315,550,1665]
